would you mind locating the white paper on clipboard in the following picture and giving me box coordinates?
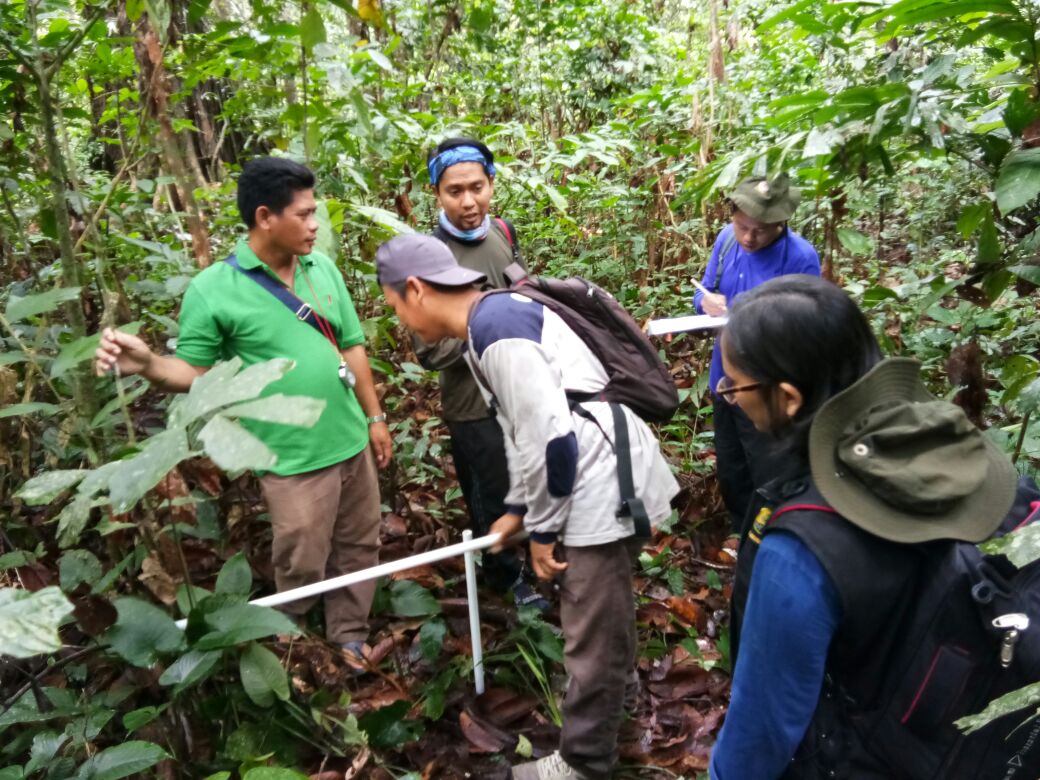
[646,314,728,336]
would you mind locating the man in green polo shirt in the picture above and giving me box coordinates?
[94,157,390,661]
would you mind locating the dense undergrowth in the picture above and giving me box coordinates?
[3,0,1040,776]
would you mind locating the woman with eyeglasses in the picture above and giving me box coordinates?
[708,274,1021,779]
[694,174,821,534]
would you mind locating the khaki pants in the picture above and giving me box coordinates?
[558,538,641,779]
[259,447,381,644]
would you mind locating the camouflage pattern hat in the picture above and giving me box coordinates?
[727,173,801,223]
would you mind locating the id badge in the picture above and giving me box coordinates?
[338,361,356,389]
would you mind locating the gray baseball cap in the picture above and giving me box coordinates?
[376,234,487,288]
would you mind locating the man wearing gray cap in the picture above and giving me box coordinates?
[693,173,821,535]
[377,233,679,780]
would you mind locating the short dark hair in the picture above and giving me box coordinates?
[237,157,316,229]
[722,274,882,452]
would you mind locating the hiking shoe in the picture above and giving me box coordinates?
[340,640,370,676]
[511,751,592,780]
[512,580,550,612]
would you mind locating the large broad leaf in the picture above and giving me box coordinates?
[357,700,425,748]
[167,357,294,428]
[25,731,69,775]
[1009,264,1040,286]
[803,126,842,157]
[0,587,74,658]
[158,648,222,688]
[104,597,185,667]
[16,470,87,505]
[1005,88,1040,138]
[299,4,326,48]
[239,642,290,707]
[4,287,81,322]
[193,604,299,651]
[980,524,1040,568]
[57,493,96,549]
[388,580,441,617]
[75,741,169,780]
[996,148,1040,214]
[223,394,325,428]
[59,550,104,592]
[198,415,277,472]
[106,428,192,513]
[837,228,873,257]
[1018,377,1040,416]
[50,333,100,379]
[955,682,1040,734]
[348,203,415,235]
[215,552,253,597]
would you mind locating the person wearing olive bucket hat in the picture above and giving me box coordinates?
[708,275,1023,780]
[692,173,822,535]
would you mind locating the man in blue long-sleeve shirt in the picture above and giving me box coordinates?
[693,174,821,533]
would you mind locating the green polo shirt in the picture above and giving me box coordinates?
[175,239,368,476]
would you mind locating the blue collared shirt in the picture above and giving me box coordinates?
[694,225,821,394]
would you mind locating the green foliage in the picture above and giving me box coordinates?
[0,587,74,658]
[239,643,291,707]
[15,357,324,547]
[980,524,1040,568]
[2,0,1040,773]
[955,683,1040,735]
[104,598,186,667]
[74,742,169,780]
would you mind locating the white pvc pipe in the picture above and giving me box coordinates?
[462,529,486,695]
[173,531,503,630]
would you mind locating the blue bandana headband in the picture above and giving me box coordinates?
[428,145,495,186]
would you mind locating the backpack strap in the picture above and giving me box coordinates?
[713,232,738,293]
[494,216,520,265]
[225,255,338,347]
[609,402,650,538]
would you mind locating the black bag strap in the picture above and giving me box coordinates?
[712,232,738,293]
[225,255,338,346]
[609,402,650,538]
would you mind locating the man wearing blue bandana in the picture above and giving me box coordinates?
[417,137,547,612]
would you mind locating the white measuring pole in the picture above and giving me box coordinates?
[173,531,502,630]
[462,529,486,695]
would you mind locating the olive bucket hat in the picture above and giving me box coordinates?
[808,358,1017,544]
[728,173,801,223]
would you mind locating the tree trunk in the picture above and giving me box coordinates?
[35,69,97,421]
[133,22,212,267]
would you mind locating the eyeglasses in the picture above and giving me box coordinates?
[716,375,763,404]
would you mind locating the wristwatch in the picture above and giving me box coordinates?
[367,414,387,425]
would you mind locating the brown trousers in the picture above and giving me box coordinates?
[259,447,381,644]
[558,538,640,779]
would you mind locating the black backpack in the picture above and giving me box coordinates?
[470,273,679,538]
[760,476,1040,780]
[492,272,680,425]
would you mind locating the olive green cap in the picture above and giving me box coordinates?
[728,173,801,223]
[809,358,1017,544]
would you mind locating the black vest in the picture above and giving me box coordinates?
[731,477,922,778]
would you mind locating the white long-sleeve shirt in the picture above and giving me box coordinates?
[465,291,679,546]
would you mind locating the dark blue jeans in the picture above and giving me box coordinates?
[447,416,522,593]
